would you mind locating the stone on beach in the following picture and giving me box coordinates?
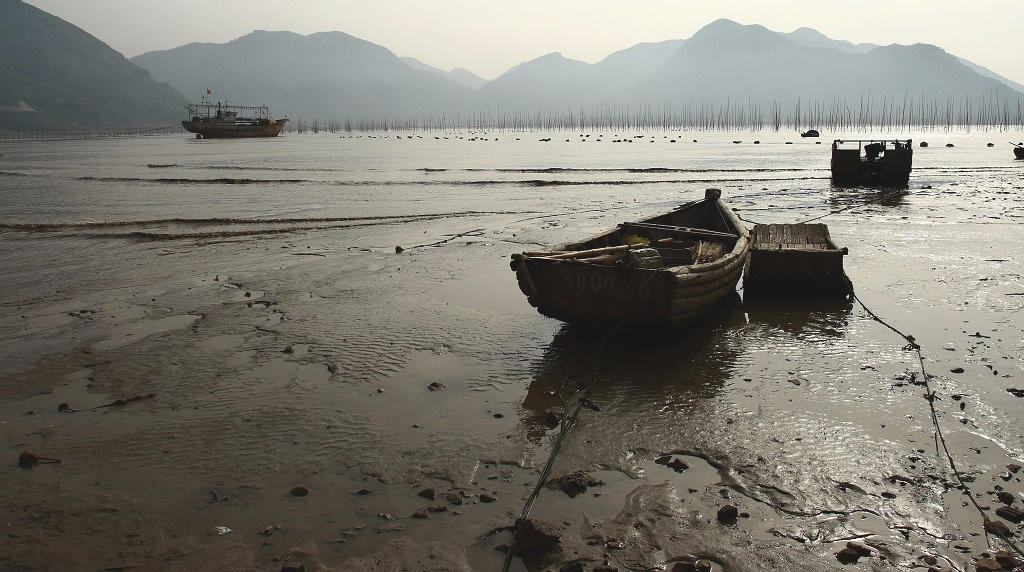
[513,518,561,555]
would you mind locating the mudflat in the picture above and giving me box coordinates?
[1,132,1022,571]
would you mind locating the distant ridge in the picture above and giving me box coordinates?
[10,1,1017,128]
[132,30,472,121]
[400,57,487,90]
[0,0,184,132]
[128,19,1023,124]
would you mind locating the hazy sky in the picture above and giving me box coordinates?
[26,0,1023,85]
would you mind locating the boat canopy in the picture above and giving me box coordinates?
[185,101,271,120]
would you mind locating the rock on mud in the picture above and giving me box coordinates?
[548,470,603,498]
[514,518,561,555]
[835,543,871,565]
[289,485,310,497]
[996,505,1023,524]
[417,488,435,500]
[717,504,739,524]
[984,518,1012,536]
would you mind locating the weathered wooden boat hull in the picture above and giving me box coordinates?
[1015,147,1024,159]
[511,191,750,330]
[182,119,287,138]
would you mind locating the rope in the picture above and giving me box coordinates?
[501,262,660,571]
[852,293,1024,559]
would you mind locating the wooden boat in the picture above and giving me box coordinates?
[744,223,852,297]
[801,129,820,138]
[510,189,750,330]
[1014,143,1024,159]
[831,139,912,184]
[182,101,287,139]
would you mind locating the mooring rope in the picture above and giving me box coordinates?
[500,262,661,572]
[852,292,1024,559]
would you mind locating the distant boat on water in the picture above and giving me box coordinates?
[182,100,287,139]
[831,139,913,185]
[800,129,820,138]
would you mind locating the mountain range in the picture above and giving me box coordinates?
[129,18,1024,121]
[1,0,1021,131]
[0,0,183,132]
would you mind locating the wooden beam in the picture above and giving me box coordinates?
[619,221,738,241]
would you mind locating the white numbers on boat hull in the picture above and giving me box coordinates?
[574,274,616,295]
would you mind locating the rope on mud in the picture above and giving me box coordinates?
[853,293,1024,559]
[796,186,906,224]
[734,185,908,227]
[500,265,659,572]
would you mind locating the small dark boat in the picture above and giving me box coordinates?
[801,129,820,138]
[1014,143,1024,159]
[510,189,749,330]
[182,101,287,139]
[831,139,913,185]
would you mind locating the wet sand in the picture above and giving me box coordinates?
[1,133,1023,571]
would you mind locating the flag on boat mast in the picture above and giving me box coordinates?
[206,88,212,95]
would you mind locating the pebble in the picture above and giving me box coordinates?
[427,381,446,391]
[984,518,1011,536]
[950,367,965,374]
[289,485,310,497]
[996,505,1023,524]
[513,518,560,554]
[717,504,739,524]
[995,491,1014,505]
[995,551,1020,568]
[411,510,428,519]
[667,458,689,472]
[846,542,872,558]
[417,488,435,500]
[480,493,497,503]
[835,547,862,564]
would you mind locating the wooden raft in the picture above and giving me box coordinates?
[743,223,852,297]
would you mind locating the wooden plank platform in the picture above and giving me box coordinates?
[744,224,852,297]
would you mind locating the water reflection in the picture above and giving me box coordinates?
[519,294,853,442]
[520,295,746,441]
[742,297,852,338]
[828,184,908,207]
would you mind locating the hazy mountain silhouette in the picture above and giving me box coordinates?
[481,19,1022,111]
[0,0,184,131]
[133,30,472,120]
[400,57,487,90]
[10,1,1022,128]
[130,19,1023,121]
[784,27,876,54]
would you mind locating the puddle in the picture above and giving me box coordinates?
[429,268,535,315]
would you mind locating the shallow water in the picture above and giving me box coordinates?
[1,131,1023,571]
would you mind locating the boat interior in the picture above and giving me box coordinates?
[832,139,913,162]
[528,197,741,270]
